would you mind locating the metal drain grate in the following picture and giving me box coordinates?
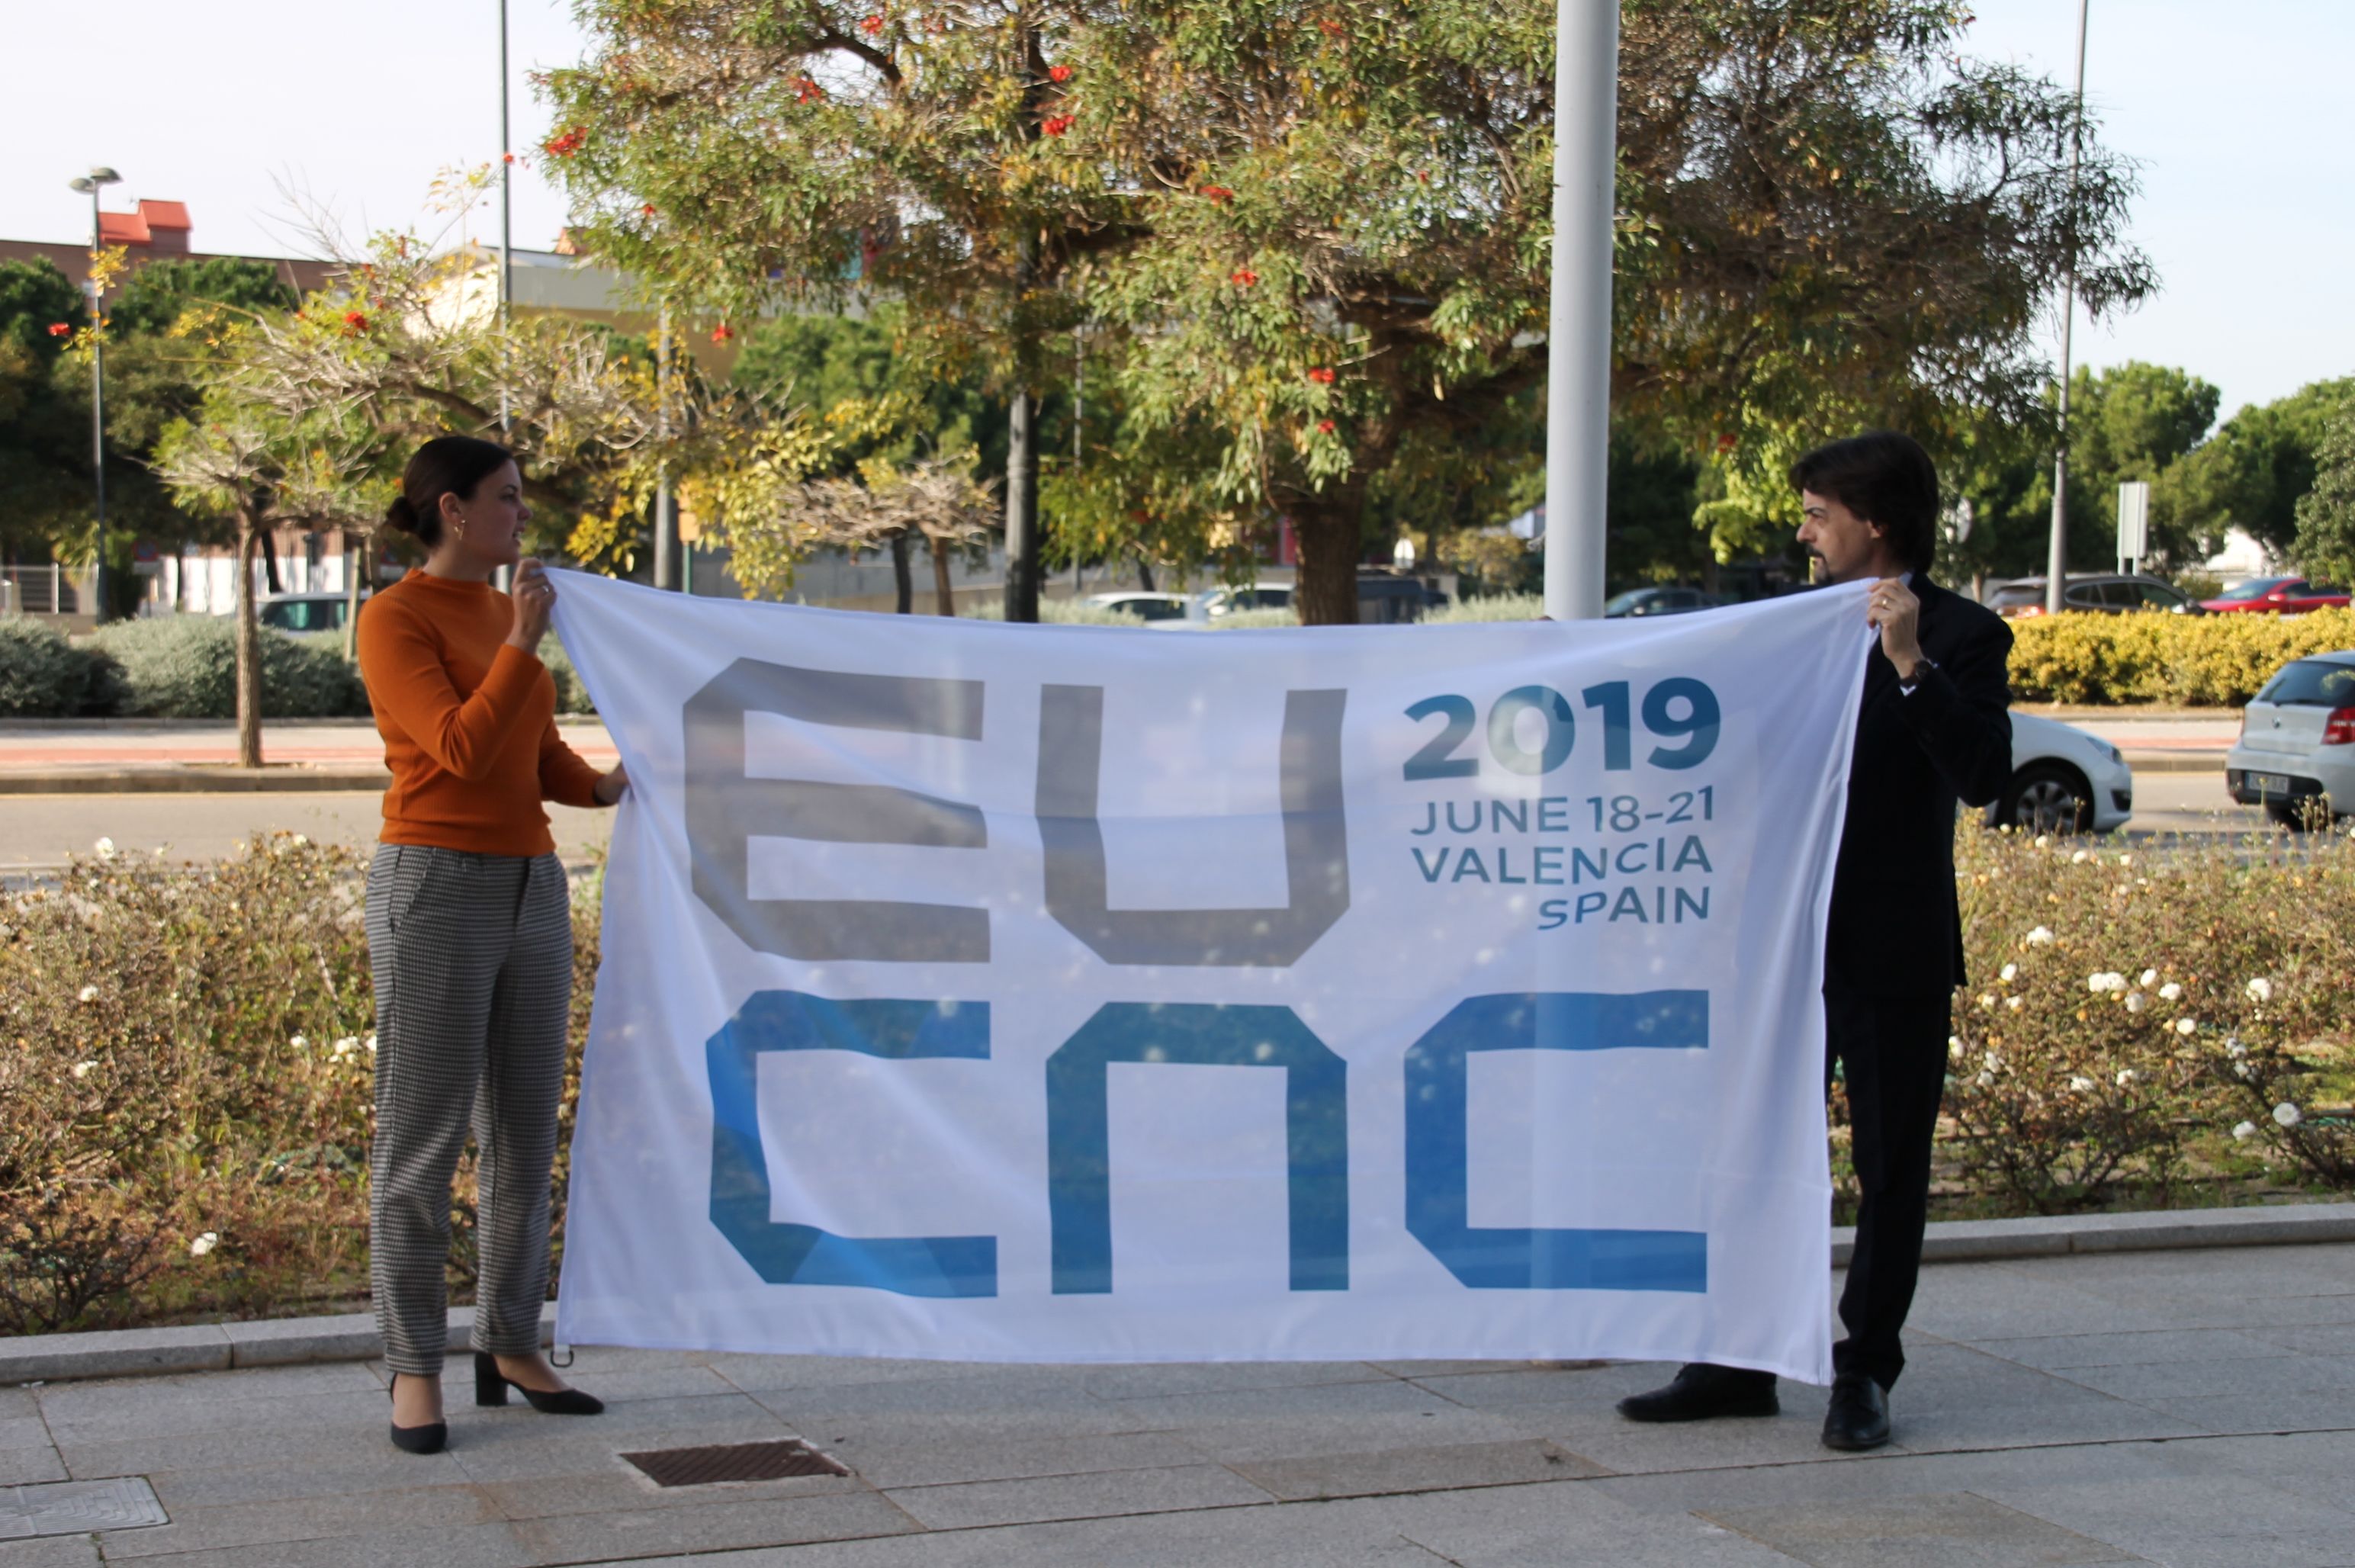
[621,1438,850,1488]
[3,1477,169,1537]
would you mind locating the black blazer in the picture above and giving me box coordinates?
[1823,575,2013,998]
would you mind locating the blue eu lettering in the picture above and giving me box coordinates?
[707,991,998,1297]
[1404,991,1710,1292]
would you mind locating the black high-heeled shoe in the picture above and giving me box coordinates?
[474,1351,603,1415]
[387,1372,448,1454]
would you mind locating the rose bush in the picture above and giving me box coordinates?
[5,820,2348,1335]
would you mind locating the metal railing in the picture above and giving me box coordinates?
[1,565,100,618]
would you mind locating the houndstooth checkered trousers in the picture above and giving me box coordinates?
[365,844,572,1377]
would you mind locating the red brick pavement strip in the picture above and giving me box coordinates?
[0,745,619,770]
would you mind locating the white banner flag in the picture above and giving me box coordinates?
[551,573,1868,1381]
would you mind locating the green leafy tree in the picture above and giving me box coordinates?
[2167,378,2355,561]
[1094,0,2151,619]
[0,259,91,562]
[2290,416,2355,586]
[541,2,1135,619]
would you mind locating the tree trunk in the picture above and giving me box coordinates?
[262,527,284,596]
[234,512,265,769]
[891,529,914,614]
[1290,492,1365,626]
[931,534,957,616]
[1136,557,1155,592]
[342,528,365,663]
[1002,383,1041,622]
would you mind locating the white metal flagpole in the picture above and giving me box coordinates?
[1543,0,1619,622]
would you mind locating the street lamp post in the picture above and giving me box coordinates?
[2044,0,2090,619]
[67,166,121,624]
[1541,2,1619,622]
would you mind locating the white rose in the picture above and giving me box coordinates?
[2068,1075,2096,1092]
[2124,992,2146,1014]
[2072,850,2090,864]
[2232,1120,2258,1141]
[77,985,98,1003]
[2118,854,2133,866]
[1983,1051,2003,1072]
[2006,996,2025,1011]
[2034,834,2054,849]
[2226,1037,2248,1058]
[365,1034,378,1054]
[2139,969,2158,988]
[71,1060,97,1079]
[1999,963,2019,983]
[1977,993,1997,1011]
[188,1232,220,1257]
[2115,1068,2136,1087]
[2175,1018,2197,1036]
[2026,927,2056,946]
[2246,978,2274,1003]
[94,837,116,860]
[2275,1103,2304,1128]
[2234,1061,2255,1080]
[2158,983,2184,1001]
[291,833,309,847]
[290,1035,309,1051]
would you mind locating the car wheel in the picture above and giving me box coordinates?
[1996,763,2093,834]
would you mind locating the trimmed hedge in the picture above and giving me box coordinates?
[2007,607,2355,707]
[0,619,108,717]
[89,615,368,720]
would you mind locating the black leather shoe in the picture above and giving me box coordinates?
[475,1351,604,1415]
[1617,1363,1779,1423]
[387,1373,447,1454]
[1821,1372,1892,1451]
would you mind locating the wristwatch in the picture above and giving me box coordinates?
[1898,656,1939,694]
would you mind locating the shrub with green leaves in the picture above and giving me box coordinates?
[91,615,368,719]
[0,619,105,717]
[538,637,597,716]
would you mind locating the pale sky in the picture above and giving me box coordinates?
[6,1,2348,418]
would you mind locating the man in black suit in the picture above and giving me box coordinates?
[1617,430,2013,1451]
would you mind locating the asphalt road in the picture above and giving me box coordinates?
[0,792,616,875]
[0,767,2280,877]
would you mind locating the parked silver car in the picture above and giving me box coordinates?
[2224,652,2355,827]
[1987,712,2134,834]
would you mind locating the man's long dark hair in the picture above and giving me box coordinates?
[1790,431,1939,574]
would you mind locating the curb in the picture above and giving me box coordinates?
[0,769,395,795]
[1830,1200,2355,1270]
[2122,753,2223,776]
[5,1206,2349,1386]
[0,1303,554,1386]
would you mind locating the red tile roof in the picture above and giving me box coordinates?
[93,201,192,249]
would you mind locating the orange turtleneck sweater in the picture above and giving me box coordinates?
[356,570,607,856]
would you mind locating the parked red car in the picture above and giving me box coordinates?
[2202,576,2352,614]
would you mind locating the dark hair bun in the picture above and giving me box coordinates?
[384,494,424,536]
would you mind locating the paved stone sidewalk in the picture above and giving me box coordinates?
[5,1244,2351,1566]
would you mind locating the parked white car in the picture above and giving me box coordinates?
[2224,651,2355,827]
[1082,591,1191,623]
[1986,712,2134,834]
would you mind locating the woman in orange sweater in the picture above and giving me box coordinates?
[358,435,627,1454]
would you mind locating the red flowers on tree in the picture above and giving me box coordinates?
[340,310,369,336]
[1199,185,1233,203]
[1306,366,1336,384]
[1316,16,1344,36]
[859,14,884,34]
[710,323,735,343]
[1041,113,1075,137]
[793,76,825,103]
[1317,419,1336,435]
[1230,268,1258,286]
[543,127,587,158]
[1048,63,1071,82]
[641,202,657,217]
[47,323,71,338]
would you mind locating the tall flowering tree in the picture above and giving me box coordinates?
[1087,0,2151,619]
[541,1,1140,620]
[545,0,2148,622]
